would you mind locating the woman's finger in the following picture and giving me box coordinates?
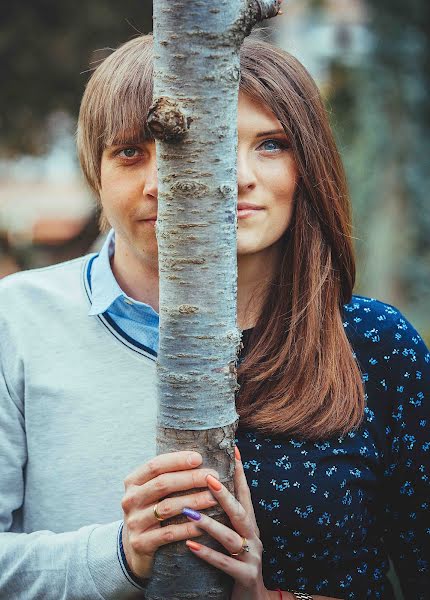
[182,508,247,556]
[233,447,252,510]
[203,474,255,538]
[234,446,260,537]
[185,540,256,587]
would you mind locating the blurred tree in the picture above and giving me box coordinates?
[374,0,430,339]
[328,0,430,340]
[0,0,152,155]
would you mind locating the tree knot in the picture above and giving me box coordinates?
[172,181,209,197]
[178,304,199,314]
[147,97,192,142]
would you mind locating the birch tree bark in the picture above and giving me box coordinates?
[145,2,281,598]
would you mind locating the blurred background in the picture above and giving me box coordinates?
[0,0,429,344]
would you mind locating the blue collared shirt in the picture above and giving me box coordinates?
[88,230,159,354]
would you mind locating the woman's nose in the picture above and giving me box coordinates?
[237,151,256,193]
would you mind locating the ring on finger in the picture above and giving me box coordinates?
[153,503,164,522]
[230,536,250,557]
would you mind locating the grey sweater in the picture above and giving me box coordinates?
[0,256,158,599]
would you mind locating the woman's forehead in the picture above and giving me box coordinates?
[238,93,283,134]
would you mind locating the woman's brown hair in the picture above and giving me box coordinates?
[237,39,364,439]
[77,34,365,440]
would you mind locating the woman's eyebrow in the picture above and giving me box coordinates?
[255,129,285,137]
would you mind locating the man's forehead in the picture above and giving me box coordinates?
[107,128,153,146]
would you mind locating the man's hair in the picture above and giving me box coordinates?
[77,34,364,440]
[77,35,154,198]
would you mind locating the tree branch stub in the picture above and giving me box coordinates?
[147,96,192,142]
[235,0,282,41]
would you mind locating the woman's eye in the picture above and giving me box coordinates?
[259,139,286,152]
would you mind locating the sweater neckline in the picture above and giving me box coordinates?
[83,254,157,361]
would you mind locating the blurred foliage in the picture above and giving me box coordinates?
[307,0,325,10]
[327,0,430,340]
[0,0,152,155]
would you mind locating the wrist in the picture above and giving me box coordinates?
[119,522,149,586]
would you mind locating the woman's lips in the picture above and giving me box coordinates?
[237,205,264,219]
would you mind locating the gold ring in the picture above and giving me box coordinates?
[230,536,250,556]
[153,503,164,522]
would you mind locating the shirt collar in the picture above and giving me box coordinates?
[88,229,128,316]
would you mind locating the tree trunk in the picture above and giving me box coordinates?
[145,1,280,598]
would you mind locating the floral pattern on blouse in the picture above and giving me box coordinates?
[236,295,430,599]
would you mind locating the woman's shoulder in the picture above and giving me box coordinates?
[342,294,429,359]
[344,296,429,429]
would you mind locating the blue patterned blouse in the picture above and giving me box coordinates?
[236,295,430,599]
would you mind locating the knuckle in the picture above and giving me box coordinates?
[226,532,239,548]
[146,459,160,479]
[121,490,136,513]
[253,537,263,554]
[161,527,175,544]
[186,522,198,537]
[123,475,134,490]
[218,554,231,570]
[125,516,140,532]
[191,470,201,489]
[159,500,173,518]
[153,476,168,496]
[249,566,260,584]
[129,533,142,553]
[192,493,210,509]
[233,501,246,520]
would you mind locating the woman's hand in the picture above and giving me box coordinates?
[121,451,219,579]
[183,446,270,600]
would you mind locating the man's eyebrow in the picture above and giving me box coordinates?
[109,132,154,146]
[255,129,285,138]
[110,137,146,146]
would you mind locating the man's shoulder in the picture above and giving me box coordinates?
[0,254,95,309]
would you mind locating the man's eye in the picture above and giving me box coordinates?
[119,147,139,158]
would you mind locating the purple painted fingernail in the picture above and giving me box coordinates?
[182,507,201,521]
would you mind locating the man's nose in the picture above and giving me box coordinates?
[143,159,158,199]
